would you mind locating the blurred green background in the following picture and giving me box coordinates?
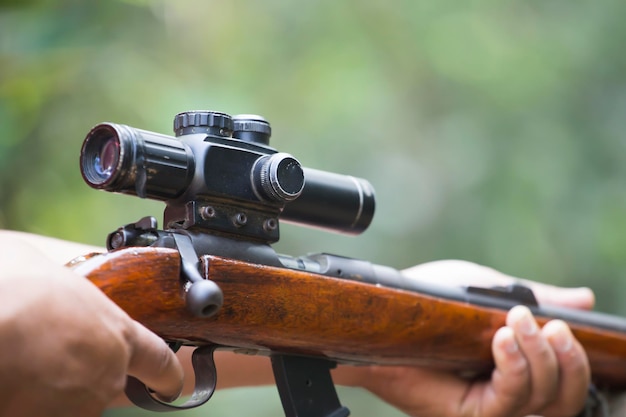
[2,0,626,416]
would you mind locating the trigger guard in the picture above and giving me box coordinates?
[125,344,218,411]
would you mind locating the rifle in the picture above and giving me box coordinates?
[70,110,626,417]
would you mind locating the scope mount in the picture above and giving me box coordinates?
[163,111,303,243]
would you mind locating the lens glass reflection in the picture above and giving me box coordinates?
[95,139,119,178]
[277,157,304,196]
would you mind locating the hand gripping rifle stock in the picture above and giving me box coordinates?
[72,111,626,417]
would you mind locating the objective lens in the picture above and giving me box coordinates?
[80,122,194,200]
[94,138,120,178]
[81,126,123,187]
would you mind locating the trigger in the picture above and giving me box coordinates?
[125,344,218,411]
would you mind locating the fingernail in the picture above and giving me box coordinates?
[549,321,574,353]
[514,306,538,336]
[571,287,595,306]
[503,334,519,354]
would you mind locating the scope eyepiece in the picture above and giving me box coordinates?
[252,153,305,203]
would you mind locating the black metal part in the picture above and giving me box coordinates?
[171,233,223,318]
[271,355,350,417]
[251,153,305,203]
[174,110,234,137]
[466,284,539,306]
[125,344,219,412]
[106,216,159,250]
[80,123,195,200]
[232,114,272,145]
[576,384,609,417]
[281,168,375,235]
[164,200,282,242]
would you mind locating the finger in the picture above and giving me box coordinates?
[402,260,595,311]
[524,283,595,310]
[477,326,531,417]
[126,321,184,402]
[506,305,559,414]
[538,320,591,417]
[402,260,515,287]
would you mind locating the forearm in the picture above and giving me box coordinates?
[0,230,103,265]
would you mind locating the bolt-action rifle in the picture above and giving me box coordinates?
[69,110,626,417]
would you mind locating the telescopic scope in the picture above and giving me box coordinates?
[80,111,375,236]
[80,122,194,200]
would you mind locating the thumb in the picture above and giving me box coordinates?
[522,282,595,310]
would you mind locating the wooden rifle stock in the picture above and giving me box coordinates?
[70,246,626,389]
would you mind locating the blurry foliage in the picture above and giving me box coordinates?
[2,0,626,415]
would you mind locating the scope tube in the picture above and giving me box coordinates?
[80,123,194,200]
[281,168,375,235]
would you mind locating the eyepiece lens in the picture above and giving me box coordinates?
[276,157,304,196]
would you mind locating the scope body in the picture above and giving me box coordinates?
[80,111,375,242]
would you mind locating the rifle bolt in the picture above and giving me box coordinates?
[233,212,248,227]
[200,206,216,220]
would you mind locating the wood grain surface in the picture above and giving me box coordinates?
[70,247,626,388]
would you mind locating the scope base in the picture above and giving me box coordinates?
[164,200,281,243]
[271,354,350,417]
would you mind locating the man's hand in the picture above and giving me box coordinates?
[336,260,593,417]
[403,260,595,309]
[0,234,184,417]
